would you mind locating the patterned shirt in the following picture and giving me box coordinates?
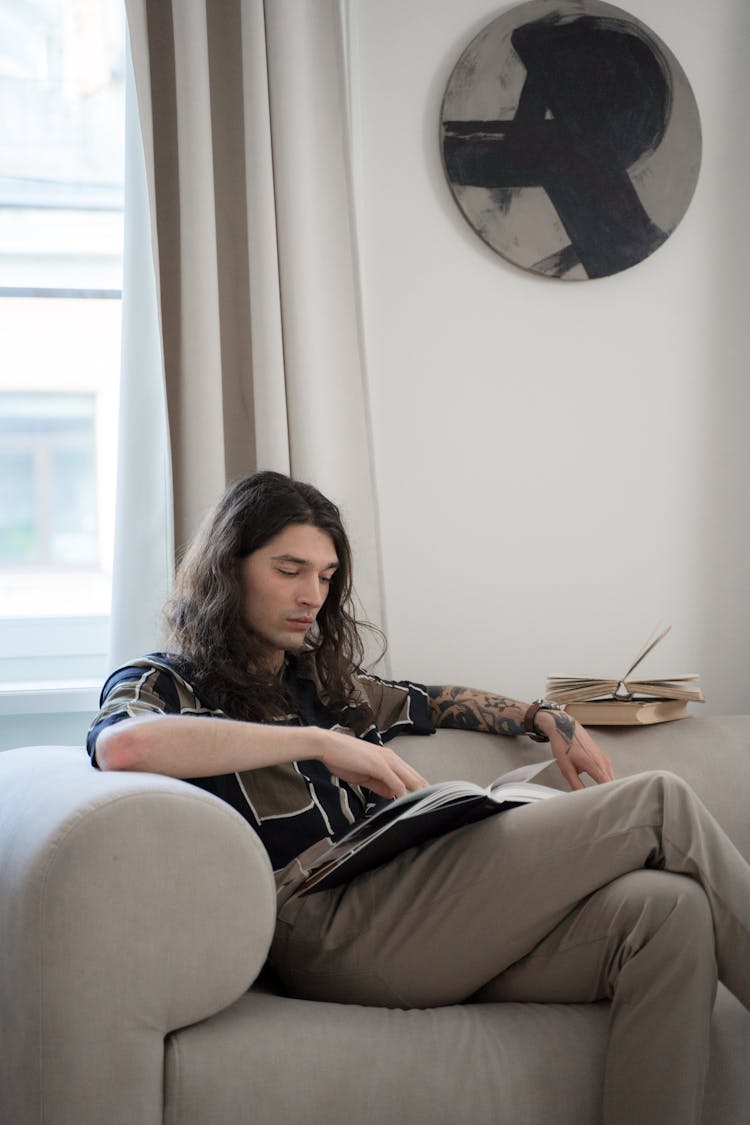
[87,653,434,902]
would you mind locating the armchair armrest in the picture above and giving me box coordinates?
[0,747,276,1125]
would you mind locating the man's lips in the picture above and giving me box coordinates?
[287,617,314,630]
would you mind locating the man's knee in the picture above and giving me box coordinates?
[627,768,691,794]
[618,768,699,819]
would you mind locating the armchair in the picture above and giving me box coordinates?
[1,716,749,1124]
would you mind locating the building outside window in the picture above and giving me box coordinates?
[0,0,125,692]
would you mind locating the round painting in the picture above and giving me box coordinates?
[440,0,702,280]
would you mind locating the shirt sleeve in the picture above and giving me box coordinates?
[353,672,435,742]
[86,658,204,767]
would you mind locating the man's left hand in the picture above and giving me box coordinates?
[534,709,616,790]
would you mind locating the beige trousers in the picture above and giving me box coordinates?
[271,771,750,1125]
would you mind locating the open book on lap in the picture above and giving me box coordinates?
[299,760,564,895]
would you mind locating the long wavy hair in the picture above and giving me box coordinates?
[164,471,373,721]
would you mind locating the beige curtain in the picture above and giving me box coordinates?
[118,0,386,657]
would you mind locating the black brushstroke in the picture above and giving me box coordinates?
[443,15,673,278]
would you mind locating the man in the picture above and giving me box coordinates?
[88,471,750,1125]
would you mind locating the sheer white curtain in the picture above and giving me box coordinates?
[110,0,386,669]
[108,38,173,668]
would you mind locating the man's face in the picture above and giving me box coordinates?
[239,523,339,671]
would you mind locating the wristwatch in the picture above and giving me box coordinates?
[524,699,566,742]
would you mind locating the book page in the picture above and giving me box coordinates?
[621,623,672,681]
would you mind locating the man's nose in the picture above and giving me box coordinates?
[297,575,324,608]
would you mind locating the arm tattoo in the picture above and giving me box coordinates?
[426,685,525,738]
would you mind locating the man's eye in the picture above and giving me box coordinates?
[277,569,298,578]
[320,575,333,585]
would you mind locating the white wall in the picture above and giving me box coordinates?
[351,0,750,714]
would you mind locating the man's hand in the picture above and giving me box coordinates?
[534,709,615,790]
[312,727,429,799]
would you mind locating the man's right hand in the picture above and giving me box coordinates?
[311,727,428,799]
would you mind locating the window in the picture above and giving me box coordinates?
[0,0,125,689]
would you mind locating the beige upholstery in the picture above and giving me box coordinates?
[1,716,748,1124]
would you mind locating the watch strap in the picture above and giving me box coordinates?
[523,699,562,742]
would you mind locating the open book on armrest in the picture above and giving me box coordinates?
[545,625,704,706]
[299,760,564,895]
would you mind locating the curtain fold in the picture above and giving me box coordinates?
[120,0,386,646]
[264,0,386,639]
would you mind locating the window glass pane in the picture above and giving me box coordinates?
[0,300,120,620]
[0,448,36,562]
[0,391,99,570]
[0,0,125,206]
[52,442,98,565]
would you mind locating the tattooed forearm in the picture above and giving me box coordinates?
[426,685,526,738]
